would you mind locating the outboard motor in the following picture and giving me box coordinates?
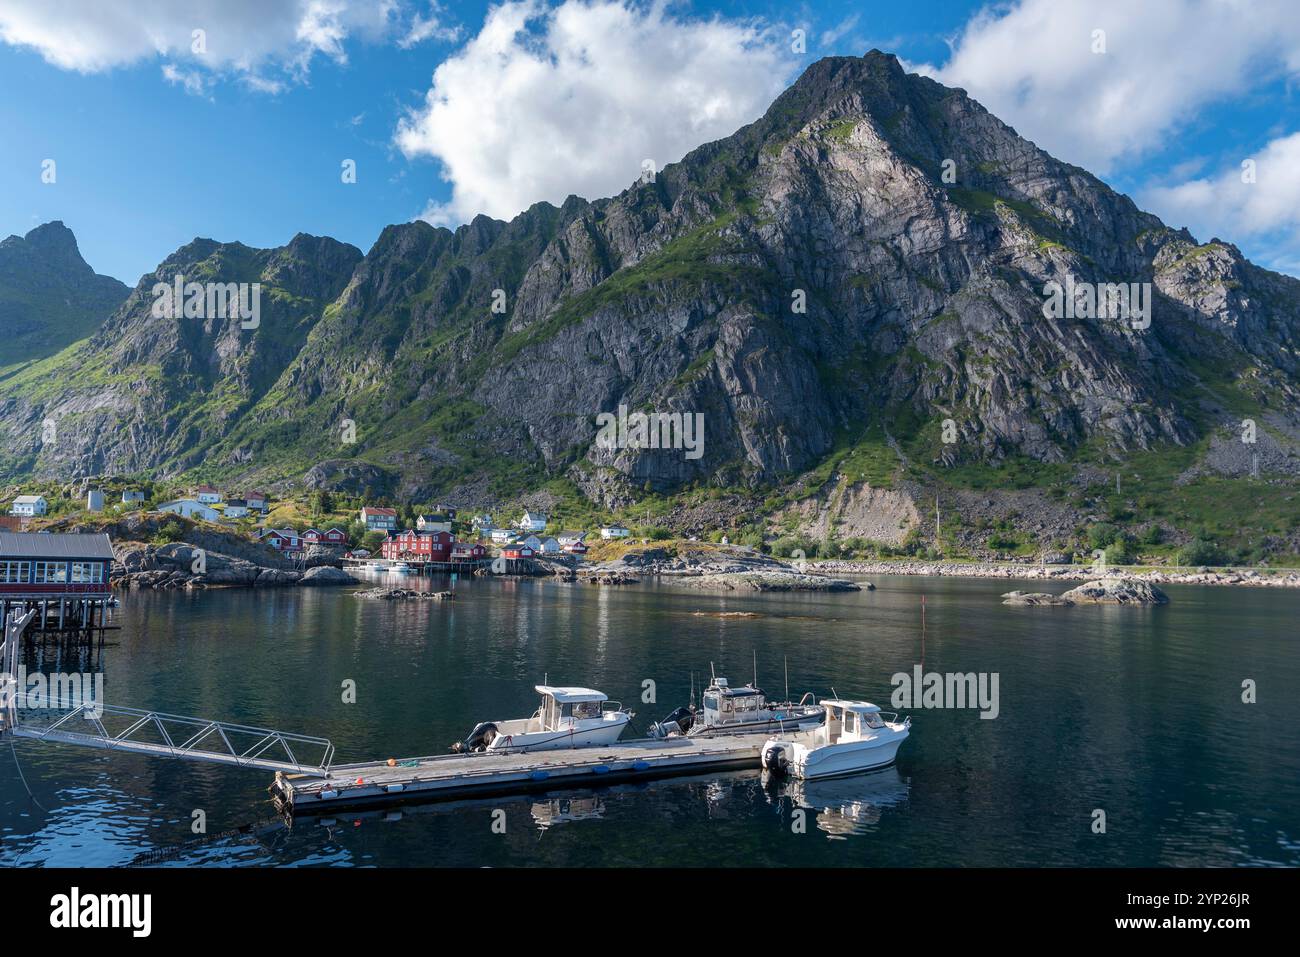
[452,721,498,753]
[648,706,695,739]
[762,743,789,776]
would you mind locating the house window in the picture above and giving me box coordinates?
[33,561,67,583]
[71,562,104,584]
[1,560,31,583]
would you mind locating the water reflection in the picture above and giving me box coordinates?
[766,767,911,839]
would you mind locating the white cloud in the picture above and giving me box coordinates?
[1142,132,1300,271]
[0,0,414,90]
[922,0,1300,175]
[394,0,795,226]
[400,3,462,48]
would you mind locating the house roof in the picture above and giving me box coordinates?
[195,484,219,492]
[556,530,586,539]
[0,532,114,560]
[245,490,267,498]
[362,506,397,516]
[13,495,46,504]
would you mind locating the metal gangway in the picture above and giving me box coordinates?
[2,610,334,775]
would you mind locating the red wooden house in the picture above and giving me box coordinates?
[302,528,322,544]
[322,528,347,545]
[449,542,487,561]
[500,542,535,559]
[260,528,300,552]
[562,540,589,556]
[381,529,453,561]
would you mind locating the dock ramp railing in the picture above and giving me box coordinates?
[3,609,333,775]
[10,705,335,774]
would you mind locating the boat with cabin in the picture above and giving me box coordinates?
[760,699,910,780]
[453,686,634,754]
[647,675,824,739]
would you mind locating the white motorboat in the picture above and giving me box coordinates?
[648,676,824,739]
[761,699,910,780]
[453,685,634,754]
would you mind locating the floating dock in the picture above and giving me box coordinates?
[271,733,773,814]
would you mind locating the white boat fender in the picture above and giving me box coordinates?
[320,789,339,799]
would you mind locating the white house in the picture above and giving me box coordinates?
[121,490,146,505]
[518,510,548,532]
[490,528,517,544]
[556,530,587,547]
[86,489,104,512]
[520,534,544,551]
[157,499,219,522]
[10,495,47,517]
[600,524,631,539]
[223,498,250,519]
[538,536,562,555]
[244,491,268,512]
[193,485,223,505]
[471,513,494,531]
[416,513,453,533]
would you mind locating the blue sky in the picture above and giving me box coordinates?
[2,0,1299,285]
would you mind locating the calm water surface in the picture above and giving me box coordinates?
[2,571,1297,867]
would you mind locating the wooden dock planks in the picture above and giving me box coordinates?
[272,733,774,813]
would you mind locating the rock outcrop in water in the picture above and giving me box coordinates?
[1003,578,1169,606]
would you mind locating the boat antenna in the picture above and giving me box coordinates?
[784,656,789,703]
[752,650,757,688]
[710,661,716,682]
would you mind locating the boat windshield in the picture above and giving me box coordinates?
[861,711,883,729]
[568,701,602,720]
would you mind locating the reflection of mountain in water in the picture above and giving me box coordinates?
[773,767,911,839]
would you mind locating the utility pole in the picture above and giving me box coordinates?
[935,494,940,550]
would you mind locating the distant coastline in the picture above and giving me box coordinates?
[808,559,1300,589]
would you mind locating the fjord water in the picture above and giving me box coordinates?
[2,573,1297,867]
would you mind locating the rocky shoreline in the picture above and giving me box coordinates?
[808,559,1300,589]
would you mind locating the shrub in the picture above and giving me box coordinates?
[1087,522,1119,550]
[152,520,185,545]
[1177,539,1224,567]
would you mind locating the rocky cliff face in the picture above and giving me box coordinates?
[1,53,1297,530]
[0,221,129,368]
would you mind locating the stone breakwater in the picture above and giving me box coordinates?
[809,560,1300,589]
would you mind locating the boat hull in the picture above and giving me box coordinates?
[689,710,824,739]
[486,714,631,753]
[795,735,905,779]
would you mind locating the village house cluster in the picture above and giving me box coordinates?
[366,507,634,565]
[5,481,639,568]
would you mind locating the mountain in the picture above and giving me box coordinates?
[0,221,129,369]
[2,53,1297,560]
